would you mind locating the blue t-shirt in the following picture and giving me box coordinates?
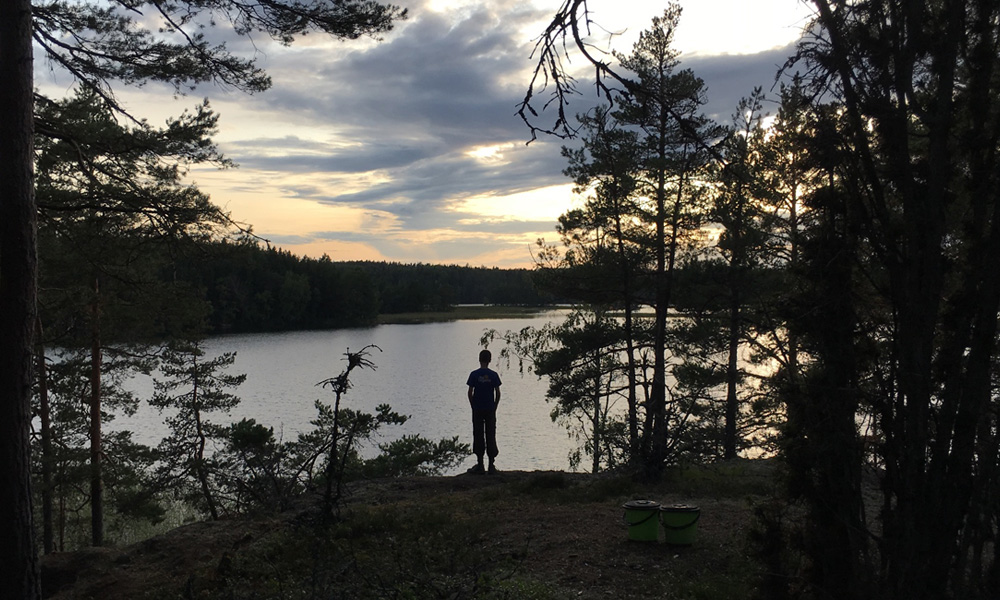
[467,367,502,411]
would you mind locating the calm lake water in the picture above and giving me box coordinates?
[114,311,577,475]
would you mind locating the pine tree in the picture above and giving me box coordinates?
[612,6,721,472]
[35,88,228,546]
[150,341,245,520]
[556,105,647,456]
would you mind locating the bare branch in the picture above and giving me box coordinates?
[519,1,727,164]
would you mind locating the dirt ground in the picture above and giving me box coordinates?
[40,462,777,599]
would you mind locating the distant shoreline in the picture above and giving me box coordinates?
[376,305,563,324]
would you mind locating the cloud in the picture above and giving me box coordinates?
[254,1,546,141]
[195,0,576,246]
[208,2,803,266]
[683,44,799,121]
[231,141,438,174]
[54,0,805,267]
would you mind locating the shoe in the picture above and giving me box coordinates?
[467,463,485,474]
[488,463,498,474]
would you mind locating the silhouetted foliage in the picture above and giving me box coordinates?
[170,243,551,332]
[149,340,246,521]
[343,261,552,313]
[174,239,381,332]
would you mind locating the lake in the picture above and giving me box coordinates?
[113,310,577,475]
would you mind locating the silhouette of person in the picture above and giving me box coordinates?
[466,349,502,474]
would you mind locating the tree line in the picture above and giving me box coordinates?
[42,225,549,340]
[340,260,552,313]
[143,239,549,334]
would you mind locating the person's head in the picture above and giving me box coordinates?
[479,349,492,365]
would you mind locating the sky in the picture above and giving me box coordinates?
[37,0,816,268]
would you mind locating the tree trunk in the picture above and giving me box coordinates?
[723,294,740,459]
[786,192,868,599]
[324,389,344,512]
[724,192,744,460]
[612,202,640,456]
[191,355,220,520]
[36,319,54,554]
[643,158,684,473]
[591,346,602,474]
[0,0,41,594]
[90,277,104,546]
[643,154,669,470]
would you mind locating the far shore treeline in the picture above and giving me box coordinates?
[41,235,554,338]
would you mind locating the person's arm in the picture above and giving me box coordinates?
[468,385,474,406]
[493,386,501,409]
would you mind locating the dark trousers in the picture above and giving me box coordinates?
[472,408,498,461]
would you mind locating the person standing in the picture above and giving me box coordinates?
[466,349,502,474]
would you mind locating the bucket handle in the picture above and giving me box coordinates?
[624,510,658,527]
[660,511,700,530]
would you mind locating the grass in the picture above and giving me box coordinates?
[204,500,562,600]
[54,462,781,600]
[510,471,640,503]
[660,458,784,498]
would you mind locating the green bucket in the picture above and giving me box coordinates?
[622,500,661,542]
[660,504,700,545]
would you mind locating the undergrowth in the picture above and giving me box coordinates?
[175,501,565,600]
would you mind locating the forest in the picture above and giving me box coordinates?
[2,0,1000,599]
[502,2,1000,599]
[41,233,549,336]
